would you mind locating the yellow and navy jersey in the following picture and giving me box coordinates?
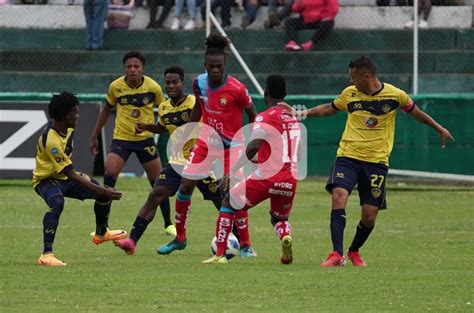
[158,95,196,165]
[106,75,165,141]
[332,83,414,165]
[32,122,74,187]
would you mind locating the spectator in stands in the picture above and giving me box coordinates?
[201,0,240,28]
[240,0,265,30]
[404,0,432,29]
[147,0,174,29]
[284,0,339,52]
[107,0,135,30]
[171,0,197,30]
[264,0,295,29]
[84,0,108,50]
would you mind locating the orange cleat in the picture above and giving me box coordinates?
[91,229,127,245]
[38,253,66,266]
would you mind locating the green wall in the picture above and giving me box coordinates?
[1,93,472,176]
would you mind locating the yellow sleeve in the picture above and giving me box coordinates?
[45,136,73,174]
[158,102,166,127]
[105,83,117,107]
[332,87,351,111]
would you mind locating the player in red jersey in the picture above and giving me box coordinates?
[203,74,302,264]
[157,33,258,256]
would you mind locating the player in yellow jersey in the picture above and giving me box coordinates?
[114,65,223,255]
[34,92,125,267]
[89,51,176,240]
[300,56,454,267]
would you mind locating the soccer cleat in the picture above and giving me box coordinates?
[280,235,293,265]
[156,238,187,255]
[202,255,228,264]
[114,238,136,255]
[348,251,367,267]
[164,224,177,237]
[301,40,314,52]
[90,229,127,245]
[240,245,257,259]
[320,251,346,267]
[38,253,66,266]
[284,40,301,52]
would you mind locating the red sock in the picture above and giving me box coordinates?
[235,210,251,247]
[175,198,191,242]
[216,212,234,256]
[274,220,292,240]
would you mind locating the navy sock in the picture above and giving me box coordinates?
[160,199,172,228]
[43,195,64,254]
[349,221,374,252]
[94,196,111,236]
[103,175,116,188]
[330,209,346,256]
[130,216,150,244]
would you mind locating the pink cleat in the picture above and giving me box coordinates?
[284,40,301,51]
[320,251,346,267]
[114,238,136,255]
[348,251,367,267]
[301,40,314,51]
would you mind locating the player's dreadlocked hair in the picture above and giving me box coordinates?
[205,33,229,58]
[48,91,79,120]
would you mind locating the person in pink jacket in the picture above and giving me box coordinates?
[284,0,339,52]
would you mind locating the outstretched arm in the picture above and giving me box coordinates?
[409,105,455,148]
[304,103,339,118]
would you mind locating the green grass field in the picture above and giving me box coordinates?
[1,178,473,312]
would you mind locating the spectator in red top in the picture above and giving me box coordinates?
[284,0,339,52]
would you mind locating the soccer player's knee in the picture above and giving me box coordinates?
[47,195,65,216]
[362,215,376,228]
[147,188,164,206]
[103,174,117,188]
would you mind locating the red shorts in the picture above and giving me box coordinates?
[229,170,297,219]
[182,144,242,180]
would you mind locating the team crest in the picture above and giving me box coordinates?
[143,97,150,105]
[219,97,228,106]
[371,188,382,198]
[208,182,218,193]
[382,104,391,113]
[181,111,190,122]
[131,109,141,118]
[365,117,378,128]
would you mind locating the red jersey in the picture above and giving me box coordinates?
[252,105,301,176]
[193,73,252,149]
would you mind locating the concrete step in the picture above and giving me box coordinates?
[0,4,471,29]
[1,28,472,51]
[2,49,473,74]
[2,70,473,94]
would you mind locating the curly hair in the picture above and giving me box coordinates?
[123,50,146,66]
[48,91,79,120]
[205,33,229,58]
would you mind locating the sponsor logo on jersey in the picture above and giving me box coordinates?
[365,117,378,128]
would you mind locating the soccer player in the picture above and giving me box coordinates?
[203,74,301,264]
[157,33,259,257]
[88,51,176,239]
[34,92,125,266]
[114,65,224,255]
[301,56,455,267]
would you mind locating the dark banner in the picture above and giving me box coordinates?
[0,101,100,179]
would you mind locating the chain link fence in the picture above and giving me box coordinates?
[0,0,473,95]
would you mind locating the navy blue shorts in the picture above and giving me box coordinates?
[110,137,158,164]
[154,163,221,201]
[326,157,388,209]
[34,172,99,207]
